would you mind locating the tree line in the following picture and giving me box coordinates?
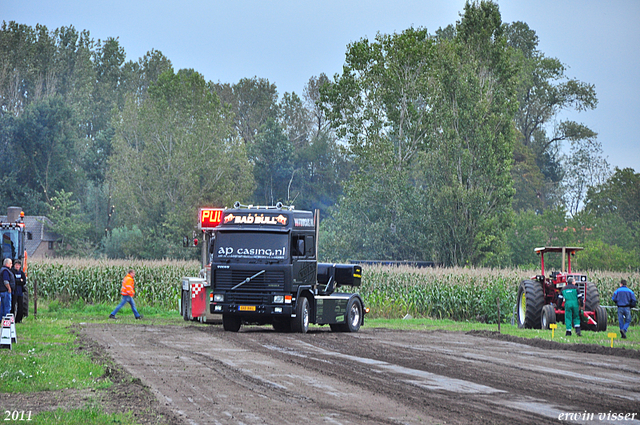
[0,1,638,270]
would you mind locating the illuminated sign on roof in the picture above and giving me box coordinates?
[200,208,223,229]
[222,213,288,226]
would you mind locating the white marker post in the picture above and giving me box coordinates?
[0,316,12,349]
[7,313,16,343]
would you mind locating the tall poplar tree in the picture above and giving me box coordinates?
[321,1,518,266]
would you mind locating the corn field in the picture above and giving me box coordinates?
[26,259,639,323]
[359,265,639,324]
[28,258,201,310]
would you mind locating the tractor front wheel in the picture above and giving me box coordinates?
[595,305,607,332]
[541,304,557,330]
[517,280,545,329]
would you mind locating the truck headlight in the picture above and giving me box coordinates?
[273,295,284,304]
[214,294,224,302]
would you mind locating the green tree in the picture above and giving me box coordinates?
[575,239,640,272]
[320,26,436,261]
[506,207,577,268]
[109,69,254,258]
[277,77,349,214]
[46,189,92,256]
[561,136,610,216]
[583,167,640,256]
[213,77,279,145]
[250,119,294,205]
[101,225,145,259]
[504,21,600,211]
[419,1,518,266]
[321,2,518,266]
[2,96,81,213]
[585,167,640,224]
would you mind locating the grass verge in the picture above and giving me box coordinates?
[1,300,182,424]
[26,405,137,425]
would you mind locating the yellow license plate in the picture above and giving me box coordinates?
[238,305,256,311]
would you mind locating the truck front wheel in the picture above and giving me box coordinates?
[291,297,309,334]
[222,314,241,332]
[272,318,292,332]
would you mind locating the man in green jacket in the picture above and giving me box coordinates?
[563,277,582,337]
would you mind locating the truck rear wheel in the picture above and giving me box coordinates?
[222,314,241,332]
[291,297,309,333]
[331,298,363,332]
[541,304,556,330]
[516,280,544,329]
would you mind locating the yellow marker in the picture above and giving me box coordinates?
[608,332,617,348]
[549,323,557,338]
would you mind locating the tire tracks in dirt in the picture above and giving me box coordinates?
[82,324,640,425]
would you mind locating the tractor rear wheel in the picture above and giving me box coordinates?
[517,280,544,329]
[584,282,601,312]
[582,282,602,331]
[541,304,557,330]
[595,305,607,332]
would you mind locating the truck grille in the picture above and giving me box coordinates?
[214,269,285,304]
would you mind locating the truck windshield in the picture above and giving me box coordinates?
[1,230,19,260]
[214,231,288,262]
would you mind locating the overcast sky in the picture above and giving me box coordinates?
[3,0,639,172]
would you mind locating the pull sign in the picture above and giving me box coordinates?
[200,208,224,229]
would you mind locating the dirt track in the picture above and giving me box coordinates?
[78,323,640,425]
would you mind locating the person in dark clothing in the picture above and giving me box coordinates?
[612,279,637,339]
[562,277,582,337]
[0,258,14,318]
[11,260,26,323]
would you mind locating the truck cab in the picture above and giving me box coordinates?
[183,203,366,333]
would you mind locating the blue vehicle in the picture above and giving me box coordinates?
[1,207,28,317]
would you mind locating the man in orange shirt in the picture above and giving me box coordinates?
[109,269,142,320]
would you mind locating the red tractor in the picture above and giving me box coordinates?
[516,247,607,332]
